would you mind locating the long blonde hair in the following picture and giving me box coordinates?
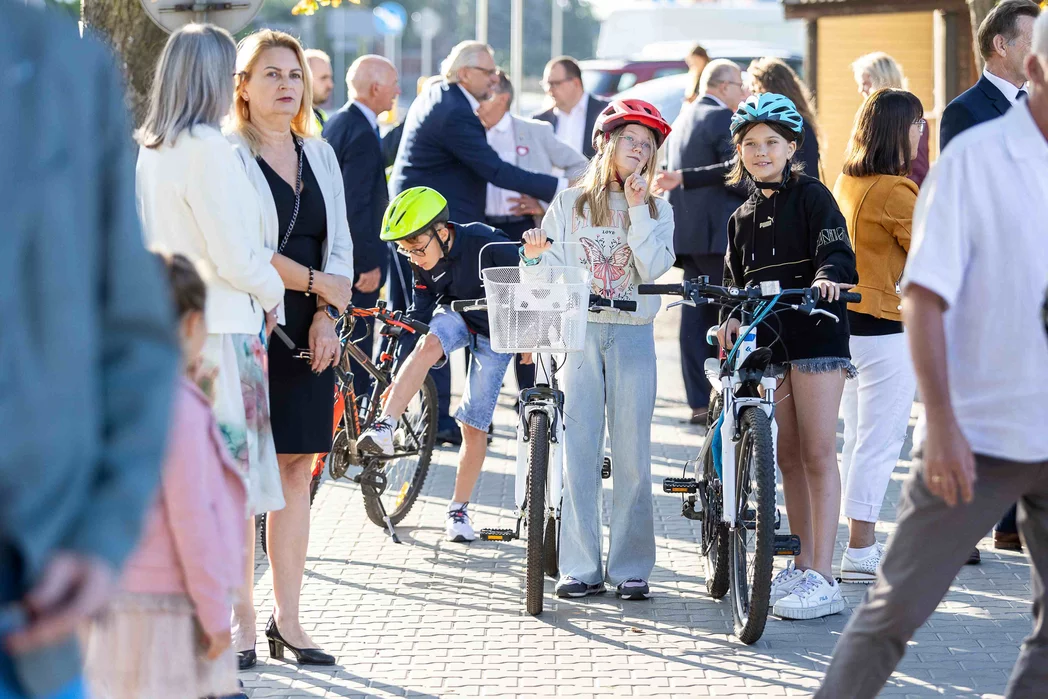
[851,52,908,91]
[573,126,659,227]
[230,29,316,155]
[137,24,236,149]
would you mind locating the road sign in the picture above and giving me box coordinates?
[138,0,263,34]
[373,1,407,37]
[412,7,442,40]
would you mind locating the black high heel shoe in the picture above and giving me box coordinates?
[236,648,256,671]
[264,615,335,666]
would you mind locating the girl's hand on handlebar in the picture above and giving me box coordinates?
[717,318,741,350]
[812,279,856,303]
[520,353,533,366]
[521,229,551,261]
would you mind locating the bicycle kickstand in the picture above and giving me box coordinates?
[373,496,402,544]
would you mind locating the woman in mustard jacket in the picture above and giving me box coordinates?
[832,88,924,583]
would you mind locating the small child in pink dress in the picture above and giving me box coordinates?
[84,253,247,699]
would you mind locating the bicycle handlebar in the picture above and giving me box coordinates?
[638,280,861,305]
[450,295,638,314]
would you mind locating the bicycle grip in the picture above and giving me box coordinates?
[450,300,472,312]
[404,317,429,334]
[611,300,638,312]
[638,284,683,296]
[840,291,862,304]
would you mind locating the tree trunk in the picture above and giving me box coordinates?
[967,0,997,73]
[82,0,168,126]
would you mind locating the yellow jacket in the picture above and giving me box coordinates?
[832,173,918,321]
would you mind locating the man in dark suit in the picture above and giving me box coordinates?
[663,60,750,425]
[323,54,400,403]
[533,56,609,160]
[936,0,1038,557]
[0,4,179,696]
[389,41,561,444]
[940,0,1039,150]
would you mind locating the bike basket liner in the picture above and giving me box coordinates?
[480,264,593,353]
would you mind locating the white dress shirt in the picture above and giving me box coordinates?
[485,113,518,217]
[704,93,729,110]
[983,68,1027,104]
[458,84,481,112]
[554,92,591,155]
[352,100,380,133]
[902,101,1048,462]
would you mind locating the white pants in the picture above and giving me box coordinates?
[839,333,917,523]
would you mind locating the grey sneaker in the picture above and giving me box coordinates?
[555,576,605,598]
[616,578,651,600]
[358,416,395,456]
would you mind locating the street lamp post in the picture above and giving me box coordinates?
[510,0,523,114]
[476,0,488,44]
[551,0,564,59]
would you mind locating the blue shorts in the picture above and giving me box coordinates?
[429,307,513,431]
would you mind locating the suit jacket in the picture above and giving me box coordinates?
[389,81,558,223]
[323,103,389,280]
[509,115,589,186]
[940,75,1013,151]
[533,94,610,159]
[665,96,747,257]
[0,3,178,692]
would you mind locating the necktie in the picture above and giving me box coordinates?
[1016,89,1028,102]
[373,124,382,141]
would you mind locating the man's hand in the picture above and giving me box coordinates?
[508,194,545,217]
[5,553,116,653]
[653,170,683,195]
[922,415,977,507]
[355,267,382,294]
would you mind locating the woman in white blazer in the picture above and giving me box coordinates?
[135,25,286,561]
[226,29,354,670]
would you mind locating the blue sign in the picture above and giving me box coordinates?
[373,1,407,37]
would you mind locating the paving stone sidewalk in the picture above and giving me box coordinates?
[242,274,1033,699]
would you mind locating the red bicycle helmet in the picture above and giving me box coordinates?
[591,99,672,151]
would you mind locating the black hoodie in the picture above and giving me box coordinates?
[722,174,858,365]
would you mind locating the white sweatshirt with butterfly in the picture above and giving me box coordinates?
[535,187,675,326]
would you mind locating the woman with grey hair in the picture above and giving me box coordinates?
[133,22,285,699]
[852,52,930,186]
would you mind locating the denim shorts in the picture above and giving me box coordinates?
[429,307,514,431]
[769,357,858,380]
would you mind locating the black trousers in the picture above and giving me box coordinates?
[679,253,724,410]
[485,215,536,395]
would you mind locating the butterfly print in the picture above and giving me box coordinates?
[580,236,633,299]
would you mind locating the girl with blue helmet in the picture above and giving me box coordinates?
[717,93,859,621]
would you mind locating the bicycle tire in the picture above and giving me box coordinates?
[363,375,438,528]
[702,391,730,599]
[728,407,776,644]
[543,514,559,579]
[525,411,550,616]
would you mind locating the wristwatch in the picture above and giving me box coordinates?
[321,304,340,321]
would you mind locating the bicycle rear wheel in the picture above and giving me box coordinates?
[702,392,730,599]
[525,411,550,616]
[728,406,776,644]
[363,375,438,527]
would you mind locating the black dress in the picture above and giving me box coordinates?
[260,150,334,454]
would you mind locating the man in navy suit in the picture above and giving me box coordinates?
[940,0,1039,150]
[389,41,562,444]
[533,56,610,160]
[661,60,750,425]
[323,55,400,403]
[936,0,1038,558]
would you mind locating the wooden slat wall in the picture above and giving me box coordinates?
[815,12,936,184]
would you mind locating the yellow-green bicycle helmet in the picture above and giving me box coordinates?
[381,187,450,242]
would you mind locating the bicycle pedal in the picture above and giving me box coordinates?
[663,477,697,494]
[601,457,612,479]
[773,534,802,556]
[479,528,516,541]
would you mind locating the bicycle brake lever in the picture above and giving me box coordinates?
[810,308,841,323]
[666,300,696,310]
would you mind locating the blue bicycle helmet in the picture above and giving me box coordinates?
[730,93,804,138]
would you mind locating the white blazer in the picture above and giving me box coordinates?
[227,133,354,324]
[136,125,285,336]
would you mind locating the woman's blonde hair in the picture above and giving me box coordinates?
[230,29,316,155]
[573,125,659,227]
[851,52,908,91]
[136,23,237,149]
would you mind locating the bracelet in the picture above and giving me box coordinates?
[518,246,540,267]
[306,267,314,296]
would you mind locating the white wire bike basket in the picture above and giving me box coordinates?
[478,242,592,354]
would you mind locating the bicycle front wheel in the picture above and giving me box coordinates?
[525,411,550,616]
[362,375,438,527]
[728,406,776,644]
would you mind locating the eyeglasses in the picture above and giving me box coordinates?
[913,118,927,134]
[541,78,571,91]
[396,231,436,259]
[618,134,653,154]
[468,66,497,77]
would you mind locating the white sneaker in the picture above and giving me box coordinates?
[445,503,476,543]
[840,543,885,584]
[358,416,396,456]
[770,562,806,602]
[773,569,845,620]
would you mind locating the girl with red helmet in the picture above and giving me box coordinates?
[519,100,674,601]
